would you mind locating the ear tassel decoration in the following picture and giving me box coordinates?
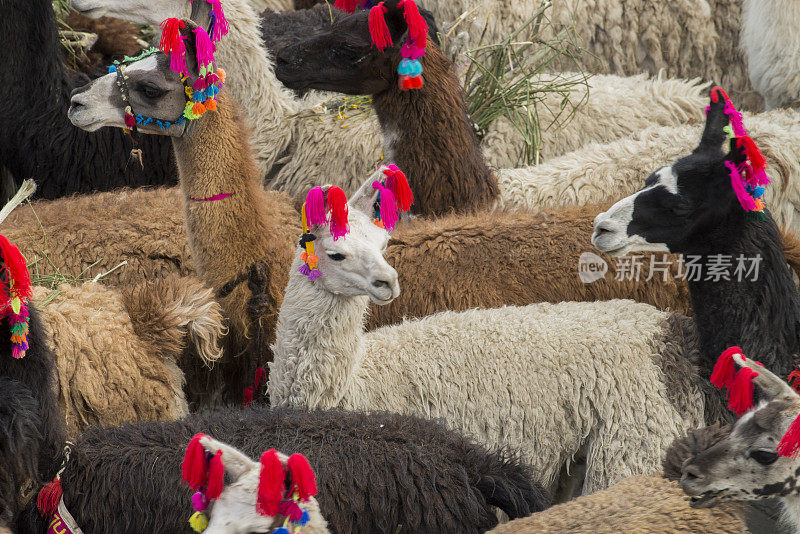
[399,0,428,48]
[710,346,742,390]
[372,182,399,230]
[206,0,229,44]
[383,164,414,212]
[159,18,189,76]
[299,204,322,281]
[0,236,31,359]
[36,477,62,516]
[305,187,327,227]
[778,414,800,459]
[257,449,285,516]
[334,0,363,13]
[182,434,228,532]
[327,186,350,240]
[182,433,210,490]
[287,454,318,502]
[728,366,760,416]
[368,3,393,51]
[726,161,757,212]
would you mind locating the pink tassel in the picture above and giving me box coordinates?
[327,186,350,240]
[278,499,304,521]
[726,161,757,211]
[287,453,318,501]
[728,367,759,416]
[308,268,322,280]
[369,3,393,51]
[159,18,188,76]
[334,0,362,12]
[298,263,311,276]
[739,136,770,186]
[193,27,216,68]
[398,0,427,49]
[373,181,398,231]
[724,100,747,137]
[305,187,327,227]
[207,0,229,44]
[778,414,800,459]
[711,346,741,390]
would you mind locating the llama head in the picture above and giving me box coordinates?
[69,18,224,135]
[69,0,193,27]
[275,0,439,95]
[297,169,407,305]
[183,434,323,534]
[681,351,800,509]
[593,87,772,257]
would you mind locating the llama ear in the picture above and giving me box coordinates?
[199,436,259,480]
[348,169,385,217]
[733,354,797,401]
[695,86,731,155]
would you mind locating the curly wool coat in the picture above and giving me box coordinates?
[15,407,549,534]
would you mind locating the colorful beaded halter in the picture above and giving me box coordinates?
[333,0,428,90]
[710,87,771,220]
[0,235,31,359]
[108,18,226,133]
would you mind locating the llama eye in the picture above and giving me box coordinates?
[327,252,346,261]
[140,84,165,100]
[749,450,779,465]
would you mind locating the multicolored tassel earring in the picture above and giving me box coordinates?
[182,433,226,533]
[371,165,414,230]
[396,0,427,90]
[298,185,351,279]
[257,450,318,534]
[0,236,31,359]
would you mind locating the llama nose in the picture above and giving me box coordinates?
[681,465,705,483]
[372,279,391,289]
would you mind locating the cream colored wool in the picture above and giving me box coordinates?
[496,109,800,232]
[271,246,709,493]
[427,0,758,109]
[34,275,224,436]
[247,0,293,13]
[740,0,800,109]
[481,73,709,168]
[487,476,746,533]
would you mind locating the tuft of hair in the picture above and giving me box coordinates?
[662,424,732,481]
[473,449,551,519]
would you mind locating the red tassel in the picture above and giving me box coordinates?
[788,368,800,394]
[327,186,350,240]
[728,367,759,416]
[287,454,317,501]
[255,367,267,388]
[206,450,224,499]
[242,386,254,407]
[384,167,414,212]
[368,3,393,51]
[0,235,31,301]
[333,0,361,12]
[398,0,427,49]
[739,136,769,185]
[159,18,185,55]
[36,477,62,516]
[778,414,800,459]
[710,346,741,390]
[256,449,285,516]
[709,86,730,104]
[182,433,209,490]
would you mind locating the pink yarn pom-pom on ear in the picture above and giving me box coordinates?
[193,27,216,68]
[373,181,399,231]
[726,161,757,212]
[369,2,393,51]
[305,187,327,227]
[398,0,427,49]
[256,449,286,517]
[207,0,230,44]
[778,414,800,459]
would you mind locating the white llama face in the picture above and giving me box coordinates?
[68,54,190,136]
[313,208,399,305]
[69,0,191,27]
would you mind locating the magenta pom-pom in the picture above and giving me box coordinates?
[308,268,322,280]
[193,27,216,68]
[726,161,757,211]
[192,491,209,512]
[305,187,327,226]
[724,100,747,137]
[373,181,398,231]
[400,42,426,59]
[170,46,189,76]
[278,500,304,521]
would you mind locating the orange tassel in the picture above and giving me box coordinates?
[192,102,207,115]
[217,68,226,84]
[205,99,217,111]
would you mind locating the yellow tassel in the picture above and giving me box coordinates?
[189,512,208,533]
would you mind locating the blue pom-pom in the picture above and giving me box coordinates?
[108,65,117,73]
[272,528,291,534]
[207,85,220,97]
[298,510,310,526]
[753,186,765,198]
[397,58,422,77]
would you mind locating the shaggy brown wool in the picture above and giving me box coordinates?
[371,41,498,216]
[61,13,142,77]
[173,91,298,398]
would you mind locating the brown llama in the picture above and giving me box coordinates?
[275,0,498,217]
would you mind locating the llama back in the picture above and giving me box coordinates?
[355,299,706,491]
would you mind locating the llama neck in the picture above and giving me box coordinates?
[688,214,800,378]
[269,261,367,409]
[214,0,298,179]
[371,45,498,217]
[172,91,276,292]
